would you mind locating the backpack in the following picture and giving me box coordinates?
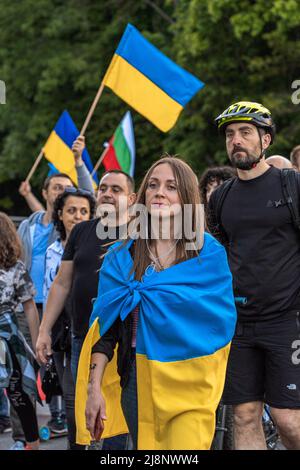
[210,169,300,243]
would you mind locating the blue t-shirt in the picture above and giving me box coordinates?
[30,218,53,303]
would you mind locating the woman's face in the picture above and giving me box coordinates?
[59,196,91,238]
[145,163,181,218]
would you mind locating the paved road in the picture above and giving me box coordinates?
[0,402,68,450]
[1,402,285,451]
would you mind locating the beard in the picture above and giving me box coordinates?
[230,146,261,170]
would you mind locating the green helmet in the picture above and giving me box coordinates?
[215,101,275,144]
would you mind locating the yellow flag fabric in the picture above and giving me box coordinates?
[102,24,204,132]
[43,110,97,189]
[75,319,128,444]
[76,234,236,449]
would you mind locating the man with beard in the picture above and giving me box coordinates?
[207,101,300,450]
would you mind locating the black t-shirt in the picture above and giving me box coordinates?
[62,218,125,337]
[210,166,300,321]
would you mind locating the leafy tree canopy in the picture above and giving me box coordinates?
[0,0,299,213]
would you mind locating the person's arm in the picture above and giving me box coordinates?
[14,261,39,351]
[36,260,73,364]
[19,181,45,212]
[85,352,108,440]
[86,317,121,439]
[91,318,120,360]
[22,299,40,353]
[72,135,94,193]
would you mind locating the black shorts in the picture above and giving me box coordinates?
[223,310,300,409]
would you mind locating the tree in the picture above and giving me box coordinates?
[1,0,300,214]
[171,0,300,171]
[0,0,175,212]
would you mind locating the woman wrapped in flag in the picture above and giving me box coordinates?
[75,156,237,450]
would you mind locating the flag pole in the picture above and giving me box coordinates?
[25,148,44,183]
[91,145,109,178]
[80,82,105,136]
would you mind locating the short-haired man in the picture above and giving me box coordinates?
[265,155,293,170]
[18,136,94,307]
[208,101,300,450]
[36,170,135,374]
[36,170,135,449]
[18,174,74,305]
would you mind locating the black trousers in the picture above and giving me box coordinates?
[6,346,39,443]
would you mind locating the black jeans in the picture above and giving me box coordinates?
[10,310,32,442]
[53,350,85,450]
[7,346,39,443]
[121,353,138,450]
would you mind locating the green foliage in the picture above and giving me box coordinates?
[172,0,300,168]
[0,0,300,213]
[0,196,13,210]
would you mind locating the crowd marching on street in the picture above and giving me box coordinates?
[1,99,300,452]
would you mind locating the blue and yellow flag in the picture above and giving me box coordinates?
[76,234,236,450]
[102,24,204,132]
[43,110,98,187]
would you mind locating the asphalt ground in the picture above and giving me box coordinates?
[0,402,67,450]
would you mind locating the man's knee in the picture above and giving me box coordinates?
[233,402,263,428]
[271,408,300,438]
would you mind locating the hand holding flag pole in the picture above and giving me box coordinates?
[81,23,204,135]
[25,79,105,183]
[26,77,104,182]
[24,24,203,183]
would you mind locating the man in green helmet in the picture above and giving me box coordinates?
[208,101,300,450]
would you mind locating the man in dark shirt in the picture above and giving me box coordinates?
[208,101,300,450]
[36,170,135,378]
[36,170,135,449]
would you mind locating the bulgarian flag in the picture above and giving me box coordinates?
[102,111,135,176]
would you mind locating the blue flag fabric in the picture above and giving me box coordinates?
[90,233,236,360]
[76,233,237,449]
[44,110,98,184]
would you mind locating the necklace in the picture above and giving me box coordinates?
[145,239,179,273]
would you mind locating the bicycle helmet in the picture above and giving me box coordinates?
[215,101,275,144]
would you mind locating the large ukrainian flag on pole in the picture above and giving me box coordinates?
[43,110,98,188]
[102,24,204,132]
[76,234,236,450]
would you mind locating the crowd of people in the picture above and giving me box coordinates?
[0,101,300,450]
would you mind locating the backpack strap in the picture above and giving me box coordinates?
[280,169,300,232]
[207,177,236,244]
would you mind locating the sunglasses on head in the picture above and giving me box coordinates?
[63,187,93,197]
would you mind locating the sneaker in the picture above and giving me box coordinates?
[0,417,12,434]
[47,417,67,434]
[10,440,25,450]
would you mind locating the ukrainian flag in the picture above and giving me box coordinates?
[76,234,236,449]
[102,24,204,132]
[43,110,98,188]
